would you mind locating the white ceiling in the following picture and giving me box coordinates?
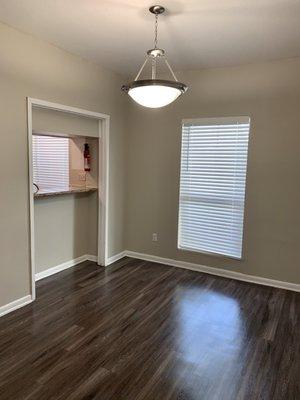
[1,0,300,76]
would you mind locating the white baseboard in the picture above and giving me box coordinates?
[106,251,127,266]
[2,250,298,320]
[1,255,99,318]
[86,254,98,262]
[0,295,33,318]
[35,251,127,282]
[35,254,98,281]
[125,250,300,292]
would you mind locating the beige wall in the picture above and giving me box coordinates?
[125,57,300,284]
[0,21,127,307]
[34,193,95,273]
[32,107,99,137]
[1,19,299,311]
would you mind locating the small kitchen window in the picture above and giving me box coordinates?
[33,135,70,192]
[32,134,98,197]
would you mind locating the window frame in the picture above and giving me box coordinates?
[32,134,70,192]
[177,116,251,261]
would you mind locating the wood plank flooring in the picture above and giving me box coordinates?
[0,257,299,399]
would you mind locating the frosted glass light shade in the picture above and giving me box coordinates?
[128,85,181,108]
[122,79,187,109]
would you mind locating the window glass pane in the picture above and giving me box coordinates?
[33,135,69,191]
[178,117,250,259]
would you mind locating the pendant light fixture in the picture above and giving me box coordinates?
[122,5,187,108]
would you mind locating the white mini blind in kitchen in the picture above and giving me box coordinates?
[33,135,69,191]
[178,117,250,259]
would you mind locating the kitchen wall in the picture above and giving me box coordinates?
[68,136,98,189]
[0,21,127,308]
[125,57,300,284]
[34,194,91,273]
[34,136,99,273]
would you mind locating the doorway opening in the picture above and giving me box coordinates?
[27,98,110,300]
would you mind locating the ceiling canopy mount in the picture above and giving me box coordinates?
[149,5,165,15]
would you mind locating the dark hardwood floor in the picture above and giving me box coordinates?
[0,257,299,400]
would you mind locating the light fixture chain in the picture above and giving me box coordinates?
[154,14,158,49]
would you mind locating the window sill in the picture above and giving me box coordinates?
[34,186,98,198]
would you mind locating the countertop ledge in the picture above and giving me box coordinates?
[34,186,97,198]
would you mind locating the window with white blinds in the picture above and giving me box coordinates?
[178,117,250,259]
[33,135,70,191]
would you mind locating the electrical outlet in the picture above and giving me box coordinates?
[78,172,86,182]
[152,233,158,242]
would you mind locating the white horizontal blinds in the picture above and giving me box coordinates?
[33,135,69,191]
[178,117,250,259]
